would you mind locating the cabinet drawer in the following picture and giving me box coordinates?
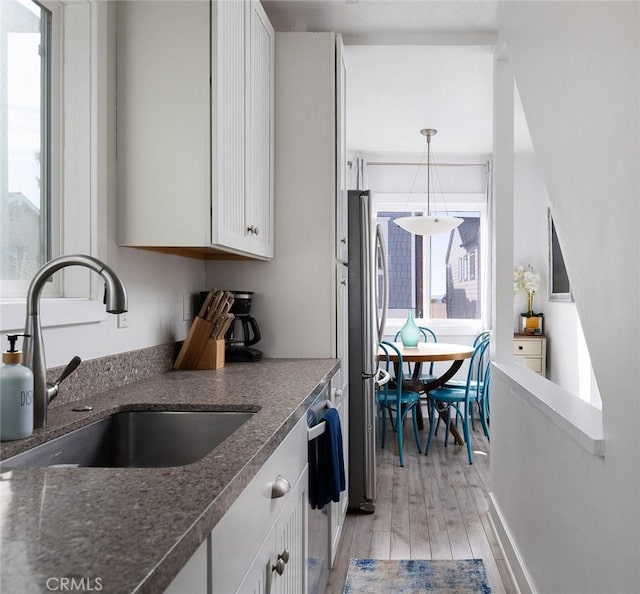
[513,339,542,356]
[521,357,542,373]
[211,415,307,593]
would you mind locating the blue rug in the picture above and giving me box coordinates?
[343,559,492,593]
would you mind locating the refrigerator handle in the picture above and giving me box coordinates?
[375,224,389,342]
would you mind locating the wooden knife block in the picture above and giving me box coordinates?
[195,339,225,370]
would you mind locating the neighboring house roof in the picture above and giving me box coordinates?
[445,217,480,263]
[7,192,40,217]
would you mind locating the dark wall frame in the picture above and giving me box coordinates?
[548,208,573,302]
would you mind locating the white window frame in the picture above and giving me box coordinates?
[374,192,488,336]
[1,0,61,299]
[1,0,108,332]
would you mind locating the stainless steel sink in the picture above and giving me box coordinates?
[0,410,254,468]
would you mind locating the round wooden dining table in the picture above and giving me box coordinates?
[379,342,474,444]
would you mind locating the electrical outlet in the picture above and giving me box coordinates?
[117,313,129,329]
[183,293,193,321]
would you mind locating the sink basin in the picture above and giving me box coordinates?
[0,410,254,469]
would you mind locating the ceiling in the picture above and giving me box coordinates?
[262,1,503,157]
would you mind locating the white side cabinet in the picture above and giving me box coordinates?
[210,415,308,594]
[117,0,274,260]
[513,334,547,376]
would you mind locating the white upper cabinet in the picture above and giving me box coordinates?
[117,0,274,260]
[244,0,274,258]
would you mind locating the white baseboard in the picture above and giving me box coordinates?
[488,492,537,594]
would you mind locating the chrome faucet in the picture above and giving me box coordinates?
[23,255,128,429]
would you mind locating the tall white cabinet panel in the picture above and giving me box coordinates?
[329,35,349,567]
[117,0,273,260]
[335,35,348,264]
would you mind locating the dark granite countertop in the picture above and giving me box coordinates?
[0,358,339,593]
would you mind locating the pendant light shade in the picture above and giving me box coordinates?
[393,128,463,236]
[394,215,463,235]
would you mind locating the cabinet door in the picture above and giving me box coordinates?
[236,530,273,594]
[272,466,308,594]
[214,0,273,258]
[117,1,211,248]
[245,0,274,258]
[237,466,308,594]
[213,0,247,250]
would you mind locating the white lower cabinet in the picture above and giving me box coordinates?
[210,415,308,593]
[237,467,308,594]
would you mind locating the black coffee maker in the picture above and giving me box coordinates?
[225,291,263,362]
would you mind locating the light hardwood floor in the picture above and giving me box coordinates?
[325,413,517,594]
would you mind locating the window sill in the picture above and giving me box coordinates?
[1,299,107,332]
[384,318,484,338]
[493,362,605,457]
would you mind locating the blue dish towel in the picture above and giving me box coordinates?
[308,408,346,510]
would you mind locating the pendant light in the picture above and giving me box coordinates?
[394,128,463,236]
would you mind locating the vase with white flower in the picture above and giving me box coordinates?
[513,265,544,334]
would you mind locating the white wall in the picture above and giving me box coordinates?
[492,3,640,592]
[362,153,489,195]
[18,251,205,369]
[513,102,599,405]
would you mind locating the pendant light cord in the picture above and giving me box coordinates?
[398,140,428,221]
[426,132,431,216]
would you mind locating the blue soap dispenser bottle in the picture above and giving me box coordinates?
[1,334,34,441]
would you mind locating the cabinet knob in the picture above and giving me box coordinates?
[518,345,524,350]
[272,558,286,576]
[270,475,290,499]
[278,549,290,564]
[334,389,343,402]
[247,225,260,235]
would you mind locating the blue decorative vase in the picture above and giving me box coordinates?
[400,310,420,348]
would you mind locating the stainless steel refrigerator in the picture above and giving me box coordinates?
[347,190,388,513]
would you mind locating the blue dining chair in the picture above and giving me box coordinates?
[376,341,422,467]
[444,331,490,387]
[442,331,490,427]
[435,330,491,439]
[424,338,491,464]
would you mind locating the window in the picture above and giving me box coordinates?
[376,200,485,325]
[1,0,53,297]
[1,1,109,332]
